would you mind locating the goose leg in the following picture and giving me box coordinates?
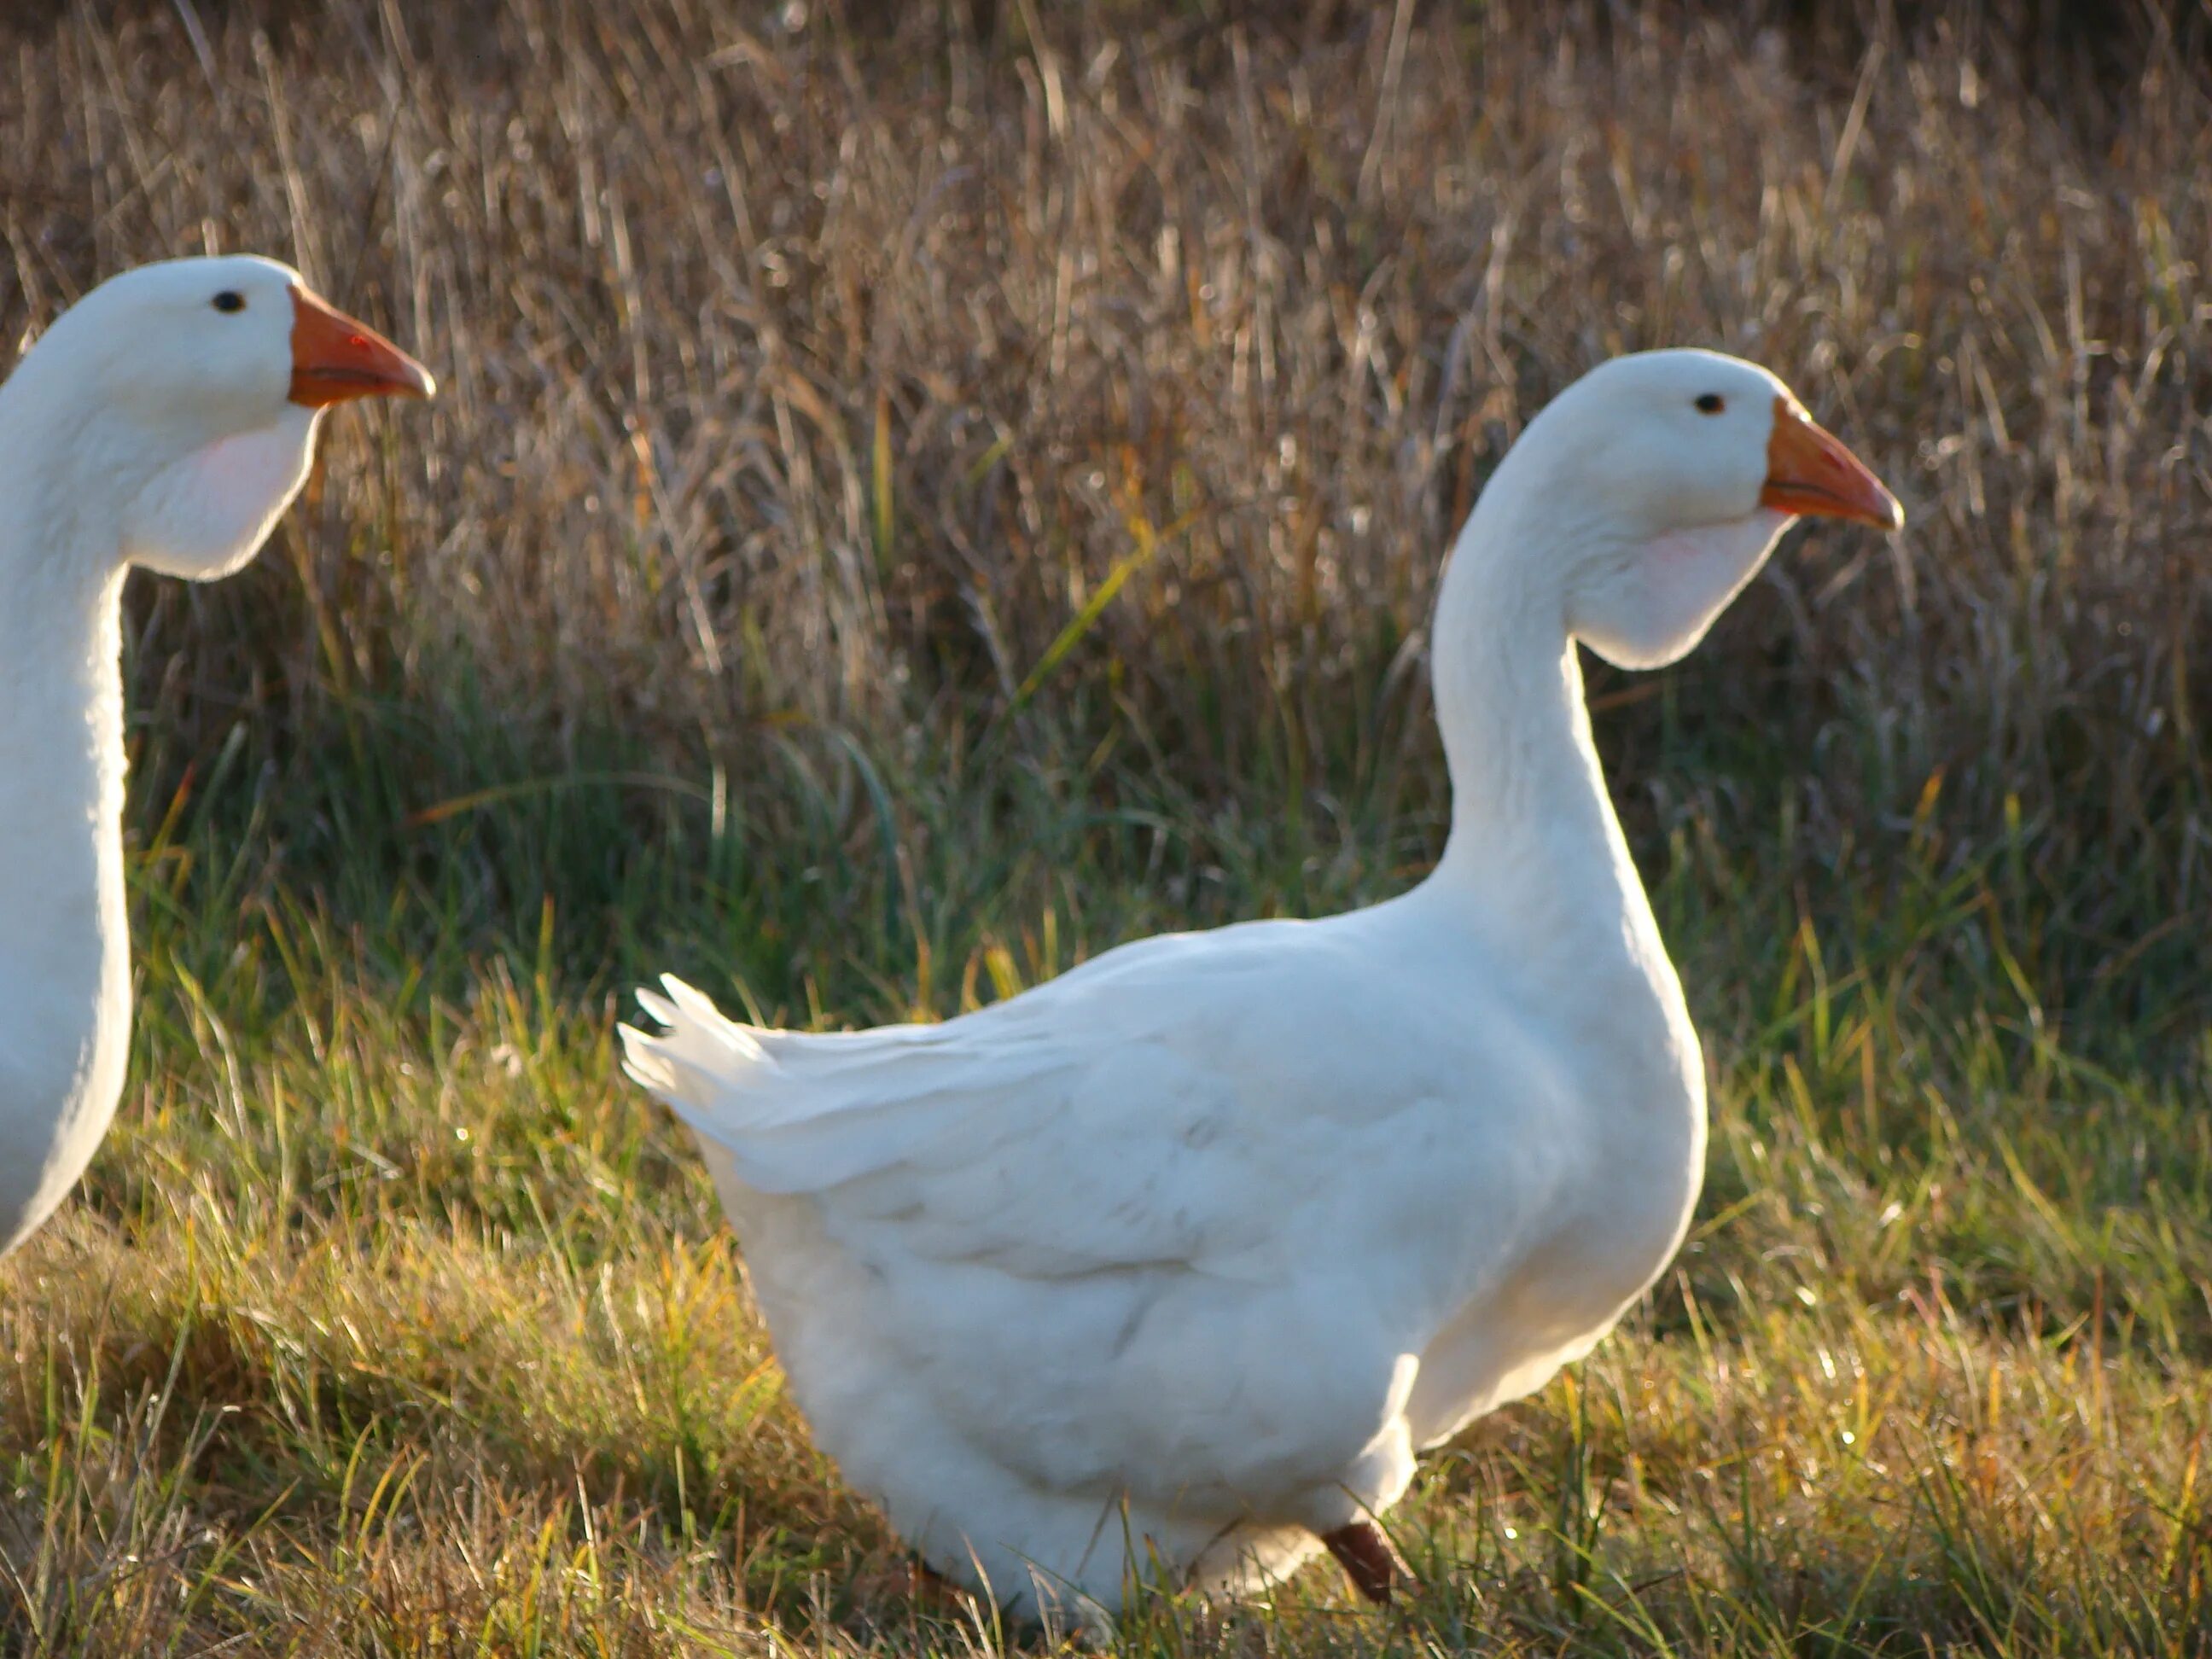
[908,1558,976,1610]
[854,1556,977,1615]
[1319,1521,1408,1604]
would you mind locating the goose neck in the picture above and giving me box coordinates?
[1422,496,1639,930]
[0,394,132,1035]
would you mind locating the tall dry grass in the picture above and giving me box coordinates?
[2,0,2206,1033]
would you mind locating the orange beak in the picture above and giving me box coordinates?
[288,285,436,408]
[1759,396,1901,531]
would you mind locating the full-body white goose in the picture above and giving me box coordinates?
[0,255,432,1259]
[624,351,1901,1622]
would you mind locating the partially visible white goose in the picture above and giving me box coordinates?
[624,351,1901,1623]
[0,255,433,1259]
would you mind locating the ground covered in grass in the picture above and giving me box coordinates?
[15,779,2211,1656]
[1,0,2208,1653]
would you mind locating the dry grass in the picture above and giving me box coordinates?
[5,0,2209,977]
[0,0,2207,1651]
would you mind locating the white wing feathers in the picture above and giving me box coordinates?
[622,975,1065,1193]
[620,930,1395,1282]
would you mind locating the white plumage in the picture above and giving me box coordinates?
[0,256,430,1260]
[624,349,1901,1621]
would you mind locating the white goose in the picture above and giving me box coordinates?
[624,351,1901,1622]
[0,255,432,1259]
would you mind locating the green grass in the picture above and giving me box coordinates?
[4,715,2199,1655]
[1,0,2209,1651]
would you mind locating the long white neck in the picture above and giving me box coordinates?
[1421,482,1647,944]
[0,360,137,1255]
[0,283,330,1255]
[1413,466,1703,1148]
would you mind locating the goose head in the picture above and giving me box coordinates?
[3,253,434,582]
[1482,350,1901,671]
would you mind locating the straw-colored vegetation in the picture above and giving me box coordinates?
[0,0,2206,1651]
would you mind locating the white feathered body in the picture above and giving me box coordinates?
[620,352,1883,1620]
[633,864,1703,1615]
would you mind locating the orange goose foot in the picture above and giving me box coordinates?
[1320,1521,1411,1605]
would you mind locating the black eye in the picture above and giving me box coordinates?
[212,291,245,313]
[1694,393,1725,414]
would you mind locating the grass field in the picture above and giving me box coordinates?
[2,0,2209,1651]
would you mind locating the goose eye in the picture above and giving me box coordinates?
[212,291,246,313]
[1694,393,1725,415]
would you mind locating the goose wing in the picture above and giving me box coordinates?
[620,922,1441,1282]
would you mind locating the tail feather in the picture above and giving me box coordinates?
[620,975,779,1134]
[620,972,1066,1197]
